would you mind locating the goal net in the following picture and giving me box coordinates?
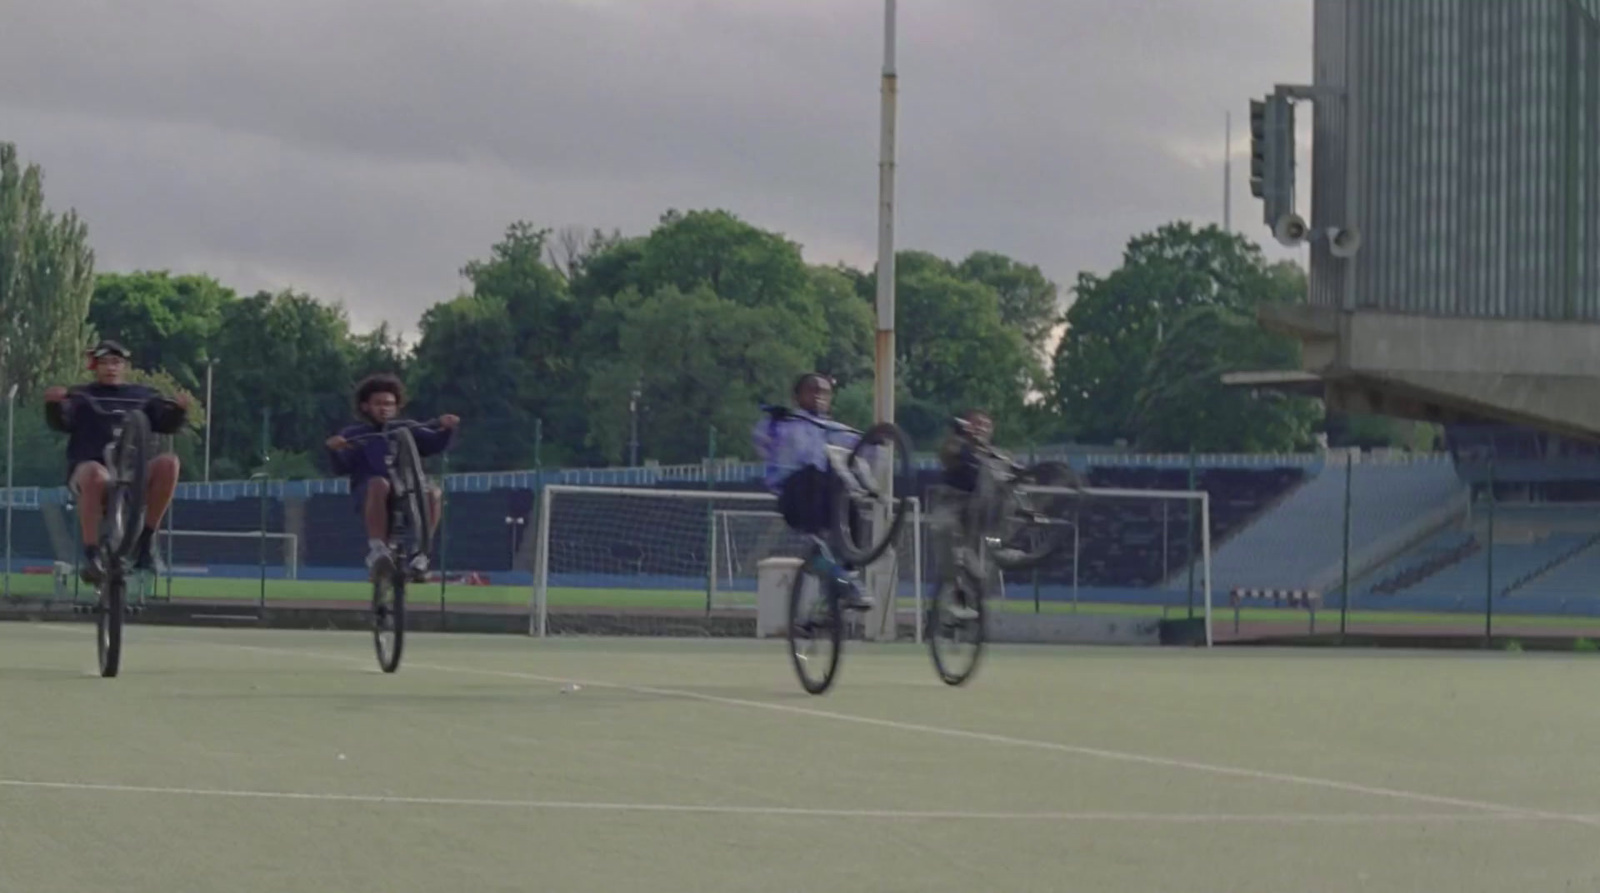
[993,483,1214,646]
[529,485,923,637]
[160,529,300,580]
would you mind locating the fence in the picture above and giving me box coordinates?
[6,444,1600,648]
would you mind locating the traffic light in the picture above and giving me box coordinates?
[1249,93,1295,227]
[1249,98,1267,200]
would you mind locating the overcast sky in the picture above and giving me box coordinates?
[1,0,1312,334]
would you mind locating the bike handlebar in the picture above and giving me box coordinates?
[759,403,863,437]
[332,418,446,448]
[62,388,177,419]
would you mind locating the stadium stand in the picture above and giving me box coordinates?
[1201,454,1466,594]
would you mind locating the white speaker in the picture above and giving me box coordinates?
[1327,226,1362,258]
[1272,213,1309,247]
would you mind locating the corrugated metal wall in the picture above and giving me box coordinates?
[1310,0,1600,321]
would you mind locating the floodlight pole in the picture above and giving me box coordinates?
[867,0,899,639]
[203,359,217,482]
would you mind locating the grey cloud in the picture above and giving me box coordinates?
[1,0,1312,331]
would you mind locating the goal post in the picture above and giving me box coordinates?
[527,485,923,638]
[1015,484,1214,647]
[163,529,300,580]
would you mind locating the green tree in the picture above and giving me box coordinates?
[584,285,810,464]
[893,251,1040,441]
[88,271,232,392]
[407,294,535,470]
[1053,222,1303,446]
[0,143,95,397]
[806,265,874,389]
[208,291,358,471]
[957,251,1060,352]
[1130,303,1319,453]
[345,322,409,380]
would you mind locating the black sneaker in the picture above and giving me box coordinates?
[133,529,157,573]
[80,547,106,585]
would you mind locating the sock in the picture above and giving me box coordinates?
[368,538,386,552]
[137,526,155,551]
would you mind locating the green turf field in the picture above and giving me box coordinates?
[4,625,1599,892]
[7,569,1600,632]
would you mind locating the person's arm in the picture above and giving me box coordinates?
[410,421,457,457]
[44,398,70,433]
[141,388,189,435]
[326,427,357,475]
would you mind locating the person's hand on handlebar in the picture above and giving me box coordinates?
[44,386,68,403]
[439,414,460,429]
[325,435,352,451]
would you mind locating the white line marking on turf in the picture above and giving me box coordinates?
[0,779,1581,824]
[29,625,1600,827]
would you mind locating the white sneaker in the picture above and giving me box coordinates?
[366,544,395,579]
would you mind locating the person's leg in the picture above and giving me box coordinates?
[134,454,180,569]
[71,462,111,582]
[362,477,394,575]
[406,484,443,577]
[790,467,873,610]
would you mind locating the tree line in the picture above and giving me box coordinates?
[0,141,1425,486]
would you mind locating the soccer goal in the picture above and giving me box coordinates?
[162,529,300,580]
[1005,483,1214,646]
[527,485,924,638]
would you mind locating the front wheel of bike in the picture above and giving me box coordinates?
[98,576,125,678]
[831,422,914,568]
[993,460,1082,572]
[373,567,405,673]
[787,554,843,695]
[928,572,986,687]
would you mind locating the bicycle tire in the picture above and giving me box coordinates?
[830,422,914,568]
[107,410,151,560]
[392,426,433,560]
[927,573,985,687]
[98,576,125,678]
[373,568,405,673]
[786,551,843,695]
[993,460,1081,571]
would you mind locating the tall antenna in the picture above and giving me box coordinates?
[1224,111,1233,231]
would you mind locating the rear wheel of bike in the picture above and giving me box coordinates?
[373,567,405,673]
[787,553,843,695]
[831,422,914,568]
[392,428,433,561]
[106,411,151,560]
[928,571,986,687]
[994,460,1081,572]
[98,576,125,678]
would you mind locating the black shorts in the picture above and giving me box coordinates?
[778,466,836,534]
[778,466,866,545]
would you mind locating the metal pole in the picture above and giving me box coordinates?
[164,434,175,601]
[1072,506,1081,613]
[704,424,716,617]
[252,472,269,615]
[534,417,543,470]
[628,383,640,467]
[866,0,898,637]
[4,384,16,601]
[1223,111,1232,231]
[1185,447,1197,618]
[1339,450,1353,640]
[874,0,898,430]
[203,359,216,482]
[1485,458,1497,646]
[438,451,449,618]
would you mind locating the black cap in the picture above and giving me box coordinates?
[89,339,131,359]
